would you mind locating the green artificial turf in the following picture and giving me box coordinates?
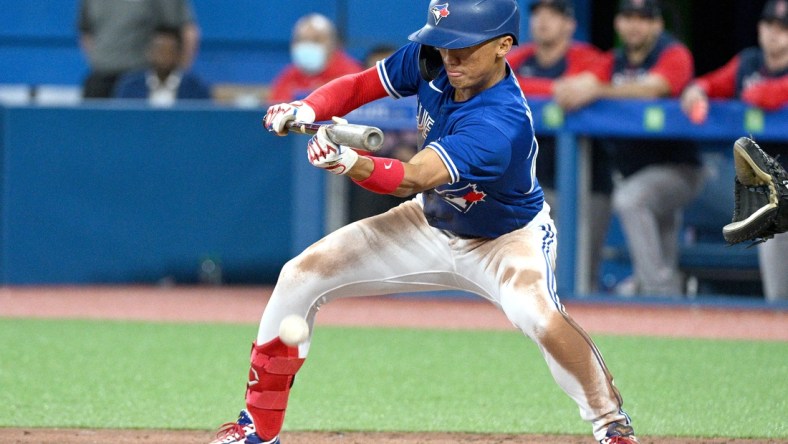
[0,318,785,439]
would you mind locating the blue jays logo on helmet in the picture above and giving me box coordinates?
[436,183,487,213]
[431,3,451,24]
[409,0,520,50]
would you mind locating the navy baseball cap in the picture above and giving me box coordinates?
[762,0,788,26]
[529,0,575,18]
[618,0,662,18]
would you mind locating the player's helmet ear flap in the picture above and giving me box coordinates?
[408,0,520,50]
[418,45,443,81]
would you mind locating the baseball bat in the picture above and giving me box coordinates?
[285,120,385,152]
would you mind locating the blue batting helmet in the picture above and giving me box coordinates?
[408,0,520,50]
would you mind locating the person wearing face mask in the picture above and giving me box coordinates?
[267,13,363,102]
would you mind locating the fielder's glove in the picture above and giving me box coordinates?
[263,101,316,135]
[722,137,788,245]
[306,118,359,175]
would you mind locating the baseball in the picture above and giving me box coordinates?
[278,315,309,346]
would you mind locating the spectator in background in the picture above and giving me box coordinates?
[680,0,788,116]
[267,14,363,102]
[78,0,199,99]
[113,26,211,106]
[507,0,612,292]
[510,0,603,94]
[347,44,419,222]
[554,0,703,296]
[680,0,788,301]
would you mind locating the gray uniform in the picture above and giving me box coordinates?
[78,0,194,73]
[759,224,788,301]
[611,163,705,295]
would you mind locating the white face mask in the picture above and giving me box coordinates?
[291,42,329,74]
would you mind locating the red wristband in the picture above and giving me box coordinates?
[352,156,405,194]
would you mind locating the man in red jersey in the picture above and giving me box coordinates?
[267,13,363,102]
[554,0,704,296]
[554,0,694,108]
[681,0,788,301]
[509,0,604,95]
[507,0,612,292]
[680,0,788,116]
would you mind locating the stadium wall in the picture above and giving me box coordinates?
[0,103,324,284]
[0,1,591,87]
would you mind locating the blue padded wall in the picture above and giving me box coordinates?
[0,103,323,284]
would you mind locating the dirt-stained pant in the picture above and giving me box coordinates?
[256,198,631,441]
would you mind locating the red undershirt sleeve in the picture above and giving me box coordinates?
[650,45,694,96]
[586,52,614,82]
[301,67,389,121]
[695,56,740,99]
[518,78,554,96]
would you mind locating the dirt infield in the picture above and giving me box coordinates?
[1,286,786,340]
[0,428,784,444]
[1,286,786,443]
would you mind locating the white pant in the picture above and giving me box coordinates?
[612,164,705,295]
[257,198,631,440]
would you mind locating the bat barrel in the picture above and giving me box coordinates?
[328,124,385,152]
[285,121,385,152]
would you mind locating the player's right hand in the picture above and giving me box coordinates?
[263,101,316,136]
[307,125,359,175]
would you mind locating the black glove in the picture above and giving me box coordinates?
[723,137,788,245]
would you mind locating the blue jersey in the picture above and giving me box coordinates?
[376,42,544,238]
[735,47,788,96]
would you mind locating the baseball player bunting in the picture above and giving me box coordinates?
[214,1,638,444]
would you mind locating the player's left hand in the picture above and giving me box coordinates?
[264,101,316,136]
[307,121,359,175]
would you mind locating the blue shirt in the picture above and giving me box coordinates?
[113,70,211,101]
[515,52,567,79]
[735,47,788,96]
[377,42,544,238]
